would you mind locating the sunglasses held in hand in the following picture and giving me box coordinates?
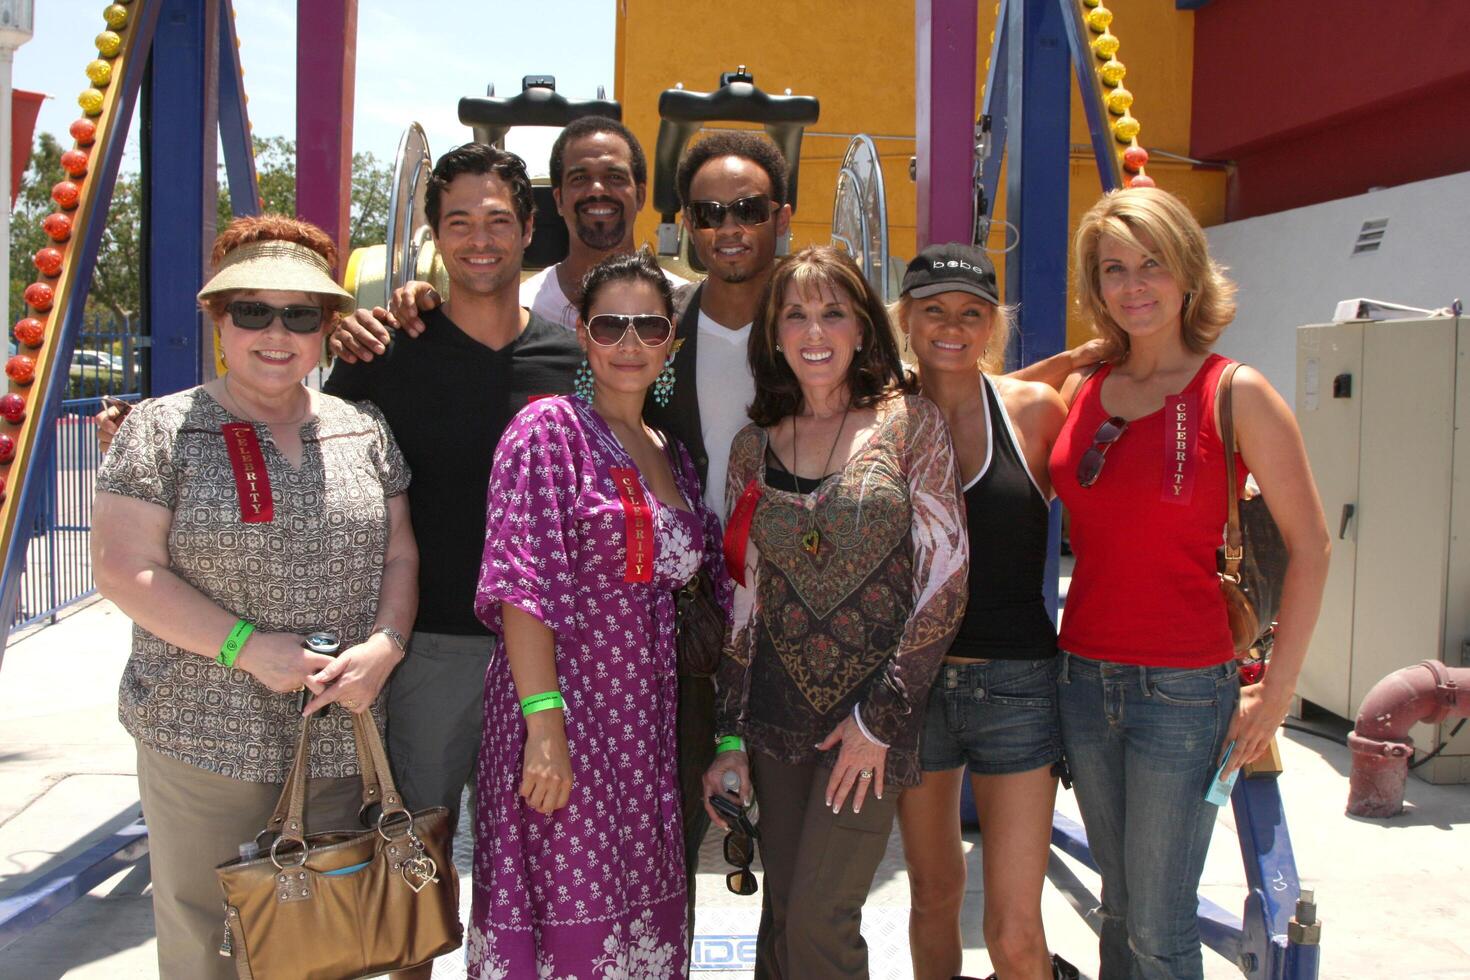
[709,793,760,896]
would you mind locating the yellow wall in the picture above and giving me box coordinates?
[614,0,1226,349]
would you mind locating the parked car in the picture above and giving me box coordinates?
[69,349,125,380]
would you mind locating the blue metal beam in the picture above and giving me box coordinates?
[977,0,1009,219]
[0,818,149,953]
[1005,0,1071,615]
[216,0,258,218]
[144,0,221,396]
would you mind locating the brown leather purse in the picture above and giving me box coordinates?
[215,709,462,979]
[1217,362,1289,655]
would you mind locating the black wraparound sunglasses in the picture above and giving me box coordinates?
[226,300,326,334]
[685,195,776,231]
[1076,415,1128,488]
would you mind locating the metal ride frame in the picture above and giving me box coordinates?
[916,2,1320,977]
[0,2,1318,974]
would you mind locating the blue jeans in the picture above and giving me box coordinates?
[1056,651,1239,980]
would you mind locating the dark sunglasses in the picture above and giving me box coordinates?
[226,300,326,334]
[685,195,775,231]
[586,313,673,348]
[709,794,760,896]
[1076,415,1128,488]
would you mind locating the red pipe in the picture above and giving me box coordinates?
[1347,660,1470,817]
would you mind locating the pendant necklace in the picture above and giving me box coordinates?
[794,402,851,557]
[223,373,310,427]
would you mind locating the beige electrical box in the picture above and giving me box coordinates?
[1295,316,1470,784]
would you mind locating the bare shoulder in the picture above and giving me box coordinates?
[992,375,1067,436]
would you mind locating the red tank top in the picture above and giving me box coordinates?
[1049,354,1245,667]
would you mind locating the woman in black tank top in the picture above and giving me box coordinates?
[894,244,1075,980]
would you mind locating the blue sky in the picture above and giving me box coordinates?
[15,0,617,176]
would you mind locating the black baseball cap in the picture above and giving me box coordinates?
[901,243,1000,304]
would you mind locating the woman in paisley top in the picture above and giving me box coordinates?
[470,251,731,979]
[703,246,969,979]
[92,215,417,980]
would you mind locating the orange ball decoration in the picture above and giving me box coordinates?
[33,248,64,278]
[0,394,27,425]
[42,212,73,243]
[5,356,36,387]
[14,318,46,348]
[0,434,15,464]
[51,181,81,210]
[23,283,54,312]
[1128,174,1157,189]
[69,118,97,146]
[61,149,89,177]
[1122,145,1150,172]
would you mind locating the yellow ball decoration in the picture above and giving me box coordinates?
[1091,31,1120,59]
[1087,5,1114,32]
[1098,58,1127,87]
[1105,86,1134,115]
[95,30,122,58]
[1112,113,1140,144]
[1082,0,1101,6]
[85,59,113,88]
[102,4,129,29]
[78,87,105,116]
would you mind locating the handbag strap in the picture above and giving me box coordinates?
[265,709,409,847]
[1217,361,1244,582]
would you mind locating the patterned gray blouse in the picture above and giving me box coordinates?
[96,388,410,783]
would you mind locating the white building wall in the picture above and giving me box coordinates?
[1205,170,1470,404]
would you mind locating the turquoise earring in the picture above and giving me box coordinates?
[573,357,594,402]
[652,354,676,408]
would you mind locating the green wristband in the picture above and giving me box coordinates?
[520,691,565,717]
[715,735,746,754]
[218,620,254,668]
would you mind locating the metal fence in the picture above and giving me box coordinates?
[12,317,145,629]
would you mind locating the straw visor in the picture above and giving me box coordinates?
[197,240,356,313]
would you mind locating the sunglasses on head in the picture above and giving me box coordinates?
[709,794,760,896]
[225,300,326,334]
[585,313,673,348]
[685,195,775,231]
[1076,415,1128,488]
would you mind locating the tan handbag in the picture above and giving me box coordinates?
[1217,362,1289,655]
[215,709,462,979]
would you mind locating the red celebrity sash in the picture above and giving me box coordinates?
[609,467,653,583]
[222,422,274,523]
[1162,389,1198,505]
[723,478,764,587]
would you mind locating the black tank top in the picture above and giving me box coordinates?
[947,375,1058,660]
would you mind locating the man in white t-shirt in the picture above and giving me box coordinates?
[519,116,686,328]
[645,131,791,518]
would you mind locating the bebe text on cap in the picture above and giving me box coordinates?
[901,243,1000,305]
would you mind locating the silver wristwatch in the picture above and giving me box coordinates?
[373,625,409,655]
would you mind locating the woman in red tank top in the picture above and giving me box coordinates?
[1049,188,1329,980]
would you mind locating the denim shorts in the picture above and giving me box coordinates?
[919,657,1063,775]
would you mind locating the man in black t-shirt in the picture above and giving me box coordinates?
[325,144,579,839]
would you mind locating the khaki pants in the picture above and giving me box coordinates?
[750,750,899,980]
[136,743,361,980]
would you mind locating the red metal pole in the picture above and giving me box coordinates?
[295,0,357,267]
[1347,660,1470,817]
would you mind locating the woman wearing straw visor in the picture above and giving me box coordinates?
[92,215,417,980]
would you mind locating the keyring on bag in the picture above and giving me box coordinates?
[376,807,415,842]
[269,835,309,870]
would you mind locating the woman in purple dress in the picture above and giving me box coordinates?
[470,251,731,979]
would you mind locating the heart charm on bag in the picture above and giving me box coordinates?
[401,853,439,893]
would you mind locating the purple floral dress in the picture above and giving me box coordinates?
[471,396,730,980]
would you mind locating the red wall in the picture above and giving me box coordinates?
[1191,0,1470,219]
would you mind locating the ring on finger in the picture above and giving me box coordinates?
[858,768,874,780]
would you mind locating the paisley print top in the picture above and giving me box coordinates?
[96,387,410,783]
[716,394,969,787]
